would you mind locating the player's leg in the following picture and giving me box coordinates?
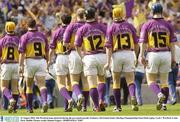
[66,76,73,111]
[112,72,122,112]
[45,79,55,108]
[111,52,123,112]
[25,77,34,113]
[55,55,73,112]
[146,52,165,110]
[134,72,144,105]
[160,73,169,110]
[81,74,89,112]
[1,80,15,113]
[70,74,84,111]
[24,59,37,113]
[87,75,100,112]
[125,72,139,111]
[69,51,84,111]
[159,51,172,110]
[57,75,73,112]
[11,79,19,113]
[11,63,20,112]
[36,75,48,113]
[97,75,106,111]
[1,64,15,113]
[96,53,107,111]
[146,73,165,110]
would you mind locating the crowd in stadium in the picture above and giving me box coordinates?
[0,0,180,113]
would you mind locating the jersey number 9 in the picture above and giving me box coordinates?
[34,42,42,56]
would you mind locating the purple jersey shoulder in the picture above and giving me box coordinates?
[50,26,67,49]
[64,22,85,43]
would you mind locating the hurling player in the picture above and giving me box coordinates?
[75,7,107,112]
[104,7,139,112]
[49,14,73,112]
[63,8,89,112]
[19,18,49,113]
[139,3,177,110]
[0,21,19,113]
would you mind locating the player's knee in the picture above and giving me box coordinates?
[71,81,79,86]
[160,83,168,88]
[113,81,120,89]
[26,87,33,94]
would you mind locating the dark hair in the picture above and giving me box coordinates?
[61,14,72,25]
[27,18,36,28]
[78,12,85,19]
[85,7,96,20]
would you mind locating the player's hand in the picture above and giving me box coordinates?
[18,65,24,77]
[134,58,138,67]
[171,60,176,69]
[139,56,148,67]
[47,61,52,72]
[104,63,110,71]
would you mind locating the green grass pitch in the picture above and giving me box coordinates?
[1,104,180,116]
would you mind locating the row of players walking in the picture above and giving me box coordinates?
[0,3,179,113]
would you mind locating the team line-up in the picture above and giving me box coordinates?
[0,3,178,113]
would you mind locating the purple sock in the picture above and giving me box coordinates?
[113,89,121,108]
[3,88,13,100]
[60,87,72,101]
[26,93,33,110]
[149,82,161,95]
[82,91,89,108]
[64,91,72,110]
[161,87,169,104]
[12,94,19,110]
[73,84,82,96]
[128,83,136,97]
[89,88,99,108]
[40,88,47,104]
[98,83,106,101]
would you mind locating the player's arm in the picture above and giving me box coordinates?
[139,23,148,66]
[169,22,178,67]
[18,35,27,75]
[63,24,73,48]
[74,28,83,59]
[170,42,176,63]
[134,44,139,57]
[104,26,113,70]
[49,49,55,64]
[48,32,57,70]
[104,47,112,70]
[19,53,25,76]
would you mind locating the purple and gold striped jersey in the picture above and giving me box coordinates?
[50,26,67,54]
[105,20,138,51]
[0,34,19,63]
[63,21,85,49]
[74,21,107,55]
[19,30,49,58]
[139,18,177,52]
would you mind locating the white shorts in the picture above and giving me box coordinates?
[112,50,136,72]
[68,51,82,74]
[1,63,19,80]
[146,51,171,73]
[55,54,69,75]
[82,53,107,76]
[24,58,47,78]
